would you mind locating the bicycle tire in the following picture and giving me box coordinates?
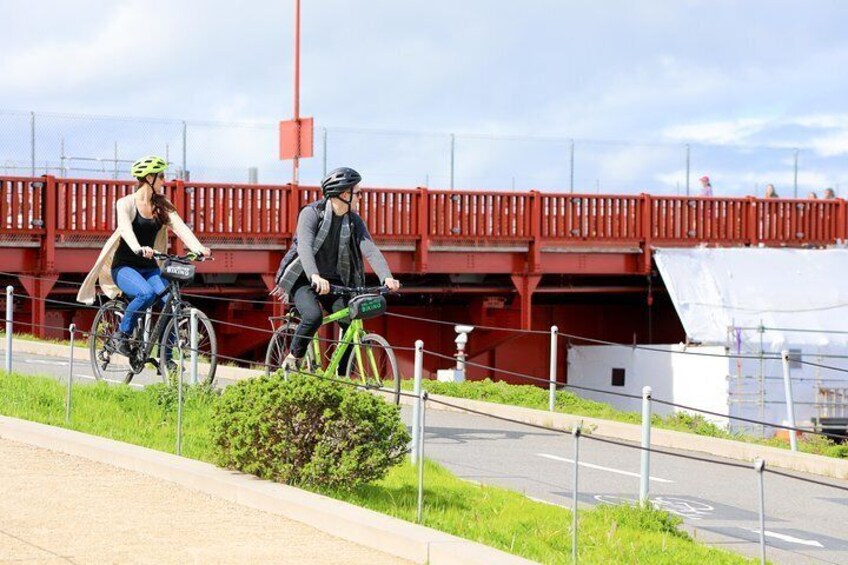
[89,300,134,384]
[158,308,218,386]
[347,333,400,405]
[265,321,316,376]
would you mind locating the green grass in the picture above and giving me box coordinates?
[0,370,755,564]
[407,378,848,459]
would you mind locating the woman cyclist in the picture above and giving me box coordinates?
[77,155,210,355]
[272,166,400,372]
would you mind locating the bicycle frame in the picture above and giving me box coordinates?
[131,286,180,365]
[309,307,380,383]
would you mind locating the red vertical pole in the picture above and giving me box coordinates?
[173,180,186,255]
[641,193,652,273]
[416,187,430,272]
[42,176,56,273]
[292,0,301,186]
[529,190,541,273]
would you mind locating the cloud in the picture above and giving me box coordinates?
[0,3,179,91]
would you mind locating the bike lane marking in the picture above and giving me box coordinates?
[23,358,67,366]
[744,529,824,548]
[537,453,674,483]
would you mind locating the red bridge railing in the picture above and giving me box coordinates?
[3,175,846,254]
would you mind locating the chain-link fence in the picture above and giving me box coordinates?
[3,110,848,196]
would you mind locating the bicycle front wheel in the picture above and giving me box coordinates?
[159,309,218,386]
[89,300,134,384]
[347,333,400,405]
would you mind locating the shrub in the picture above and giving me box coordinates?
[212,372,410,489]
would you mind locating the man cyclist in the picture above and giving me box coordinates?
[272,167,400,372]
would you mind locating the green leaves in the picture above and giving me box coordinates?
[212,372,410,489]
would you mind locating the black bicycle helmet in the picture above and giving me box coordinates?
[321,167,362,198]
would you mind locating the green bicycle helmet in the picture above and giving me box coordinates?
[131,155,168,179]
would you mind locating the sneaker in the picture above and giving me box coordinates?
[108,330,132,357]
[281,353,302,375]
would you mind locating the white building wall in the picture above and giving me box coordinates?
[567,342,848,436]
[567,344,729,425]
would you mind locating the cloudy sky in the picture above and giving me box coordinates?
[2,0,847,194]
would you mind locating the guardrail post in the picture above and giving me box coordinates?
[411,340,424,465]
[65,323,75,423]
[549,325,558,411]
[5,285,12,374]
[190,309,198,385]
[640,385,652,506]
[176,337,185,456]
[416,391,428,524]
[572,424,581,564]
[754,458,766,565]
[780,350,798,452]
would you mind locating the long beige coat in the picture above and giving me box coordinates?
[76,191,204,305]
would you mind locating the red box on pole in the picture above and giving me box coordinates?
[279,117,313,160]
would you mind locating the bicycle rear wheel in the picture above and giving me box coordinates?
[89,300,134,384]
[265,320,315,376]
[347,333,400,405]
[159,308,218,386]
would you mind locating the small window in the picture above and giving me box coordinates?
[611,368,626,387]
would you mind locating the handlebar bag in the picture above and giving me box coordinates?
[348,293,387,320]
[161,259,195,283]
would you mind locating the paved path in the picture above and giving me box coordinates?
[0,437,407,564]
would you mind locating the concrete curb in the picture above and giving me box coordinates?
[404,393,848,481]
[0,415,534,565]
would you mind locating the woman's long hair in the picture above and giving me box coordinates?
[139,179,176,225]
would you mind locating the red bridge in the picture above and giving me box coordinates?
[2,175,844,381]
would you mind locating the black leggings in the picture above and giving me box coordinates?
[289,284,351,373]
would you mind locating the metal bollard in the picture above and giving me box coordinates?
[416,391,428,524]
[411,340,423,465]
[780,350,798,452]
[176,336,184,456]
[5,285,12,374]
[640,386,652,506]
[572,424,581,564]
[549,325,558,411]
[190,309,198,385]
[754,458,766,565]
[65,324,75,423]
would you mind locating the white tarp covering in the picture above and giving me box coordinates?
[654,247,848,347]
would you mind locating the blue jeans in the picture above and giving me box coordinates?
[112,266,169,335]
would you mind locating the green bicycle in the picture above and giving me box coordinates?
[265,285,400,405]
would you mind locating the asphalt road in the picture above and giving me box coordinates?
[9,351,848,565]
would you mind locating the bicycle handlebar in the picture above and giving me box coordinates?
[328,284,392,296]
[141,250,212,262]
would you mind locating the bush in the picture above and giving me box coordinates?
[211,372,410,489]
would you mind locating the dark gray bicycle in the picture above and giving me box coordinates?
[88,252,217,385]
